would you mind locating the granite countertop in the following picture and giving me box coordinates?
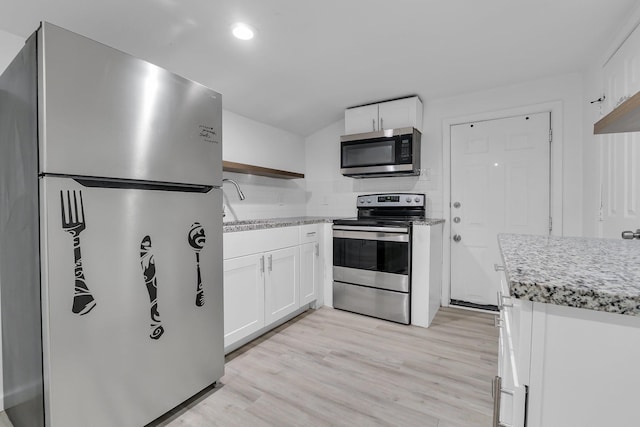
[414,218,446,226]
[498,233,640,316]
[224,216,445,232]
[223,216,335,233]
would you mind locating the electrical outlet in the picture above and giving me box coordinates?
[419,168,431,181]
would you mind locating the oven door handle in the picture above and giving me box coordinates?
[332,225,409,233]
[333,229,410,242]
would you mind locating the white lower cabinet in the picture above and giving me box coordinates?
[223,224,323,351]
[223,254,265,347]
[264,246,300,324]
[496,275,530,427]
[299,242,319,306]
[495,273,640,427]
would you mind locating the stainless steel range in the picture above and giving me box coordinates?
[332,193,426,324]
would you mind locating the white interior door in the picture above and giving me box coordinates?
[600,132,640,237]
[450,113,551,307]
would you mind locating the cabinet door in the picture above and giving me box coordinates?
[378,97,422,131]
[497,272,530,427]
[265,247,300,324]
[602,24,640,115]
[299,242,319,306]
[345,104,379,134]
[223,253,265,348]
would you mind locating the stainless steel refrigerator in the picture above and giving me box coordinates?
[0,22,224,427]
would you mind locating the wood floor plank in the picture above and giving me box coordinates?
[155,306,498,427]
[0,306,499,427]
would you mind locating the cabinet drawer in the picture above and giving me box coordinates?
[224,226,299,259]
[299,224,320,244]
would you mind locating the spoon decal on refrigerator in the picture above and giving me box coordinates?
[188,222,206,307]
[60,190,96,316]
[140,235,164,340]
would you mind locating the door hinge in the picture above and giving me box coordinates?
[549,128,553,143]
[549,216,553,232]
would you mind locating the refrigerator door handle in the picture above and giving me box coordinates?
[46,174,215,193]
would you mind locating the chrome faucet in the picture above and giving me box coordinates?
[222,178,246,200]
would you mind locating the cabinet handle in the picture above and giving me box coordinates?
[306,231,316,237]
[497,291,513,310]
[315,243,319,256]
[492,376,502,427]
[494,315,503,328]
[494,264,505,271]
[260,256,265,274]
[268,254,273,272]
[372,118,376,131]
[380,117,384,130]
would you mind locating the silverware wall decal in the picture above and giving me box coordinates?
[140,235,165,340]
[60,190,96,315]
[188,222,206,307]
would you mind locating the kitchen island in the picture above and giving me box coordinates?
[496,233,640,427]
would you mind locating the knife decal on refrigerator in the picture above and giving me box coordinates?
[60,190,97,316]
[140,235,165,340]
[188,222,206,307]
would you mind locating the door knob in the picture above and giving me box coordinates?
[453,217,461,223]
[453,234,462,242]
[622,229,640,239]
[453,201,461,208]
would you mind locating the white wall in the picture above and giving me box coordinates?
[222,110,306,221]
[0,29,24,71]
[581,64,605,238]
[305,73,584,238]
[305,120,439,219]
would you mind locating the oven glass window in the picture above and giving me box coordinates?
[342,140,395,167]
[333,237,409,274]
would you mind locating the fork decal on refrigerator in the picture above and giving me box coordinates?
[60,190,97,316]
[140,235,165,340]
[188,222,206,307]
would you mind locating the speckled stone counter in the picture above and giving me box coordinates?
[498,233,640,316]
[223,216,335,233]
[413,218,446,226]
[224,216,445,232]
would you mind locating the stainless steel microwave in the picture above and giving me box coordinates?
[340,127,421,178]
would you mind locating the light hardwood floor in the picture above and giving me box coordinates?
[0,307,498,427]
[153,306,498,427]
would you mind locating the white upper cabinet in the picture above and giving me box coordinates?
[345,96,423,134]
[345,104,380,134]
[602,24,640,116]
[378,97,423,131]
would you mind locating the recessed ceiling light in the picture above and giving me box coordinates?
[232,23,254,40]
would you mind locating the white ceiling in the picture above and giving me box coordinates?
[1,0,638,136]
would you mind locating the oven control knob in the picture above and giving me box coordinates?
[367,198,372,203]
[359,199,365,204]
[414,197,421,203]
[406,197,412,203]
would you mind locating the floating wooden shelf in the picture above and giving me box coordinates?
[222,161,304,179]
[594,91,640,134]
